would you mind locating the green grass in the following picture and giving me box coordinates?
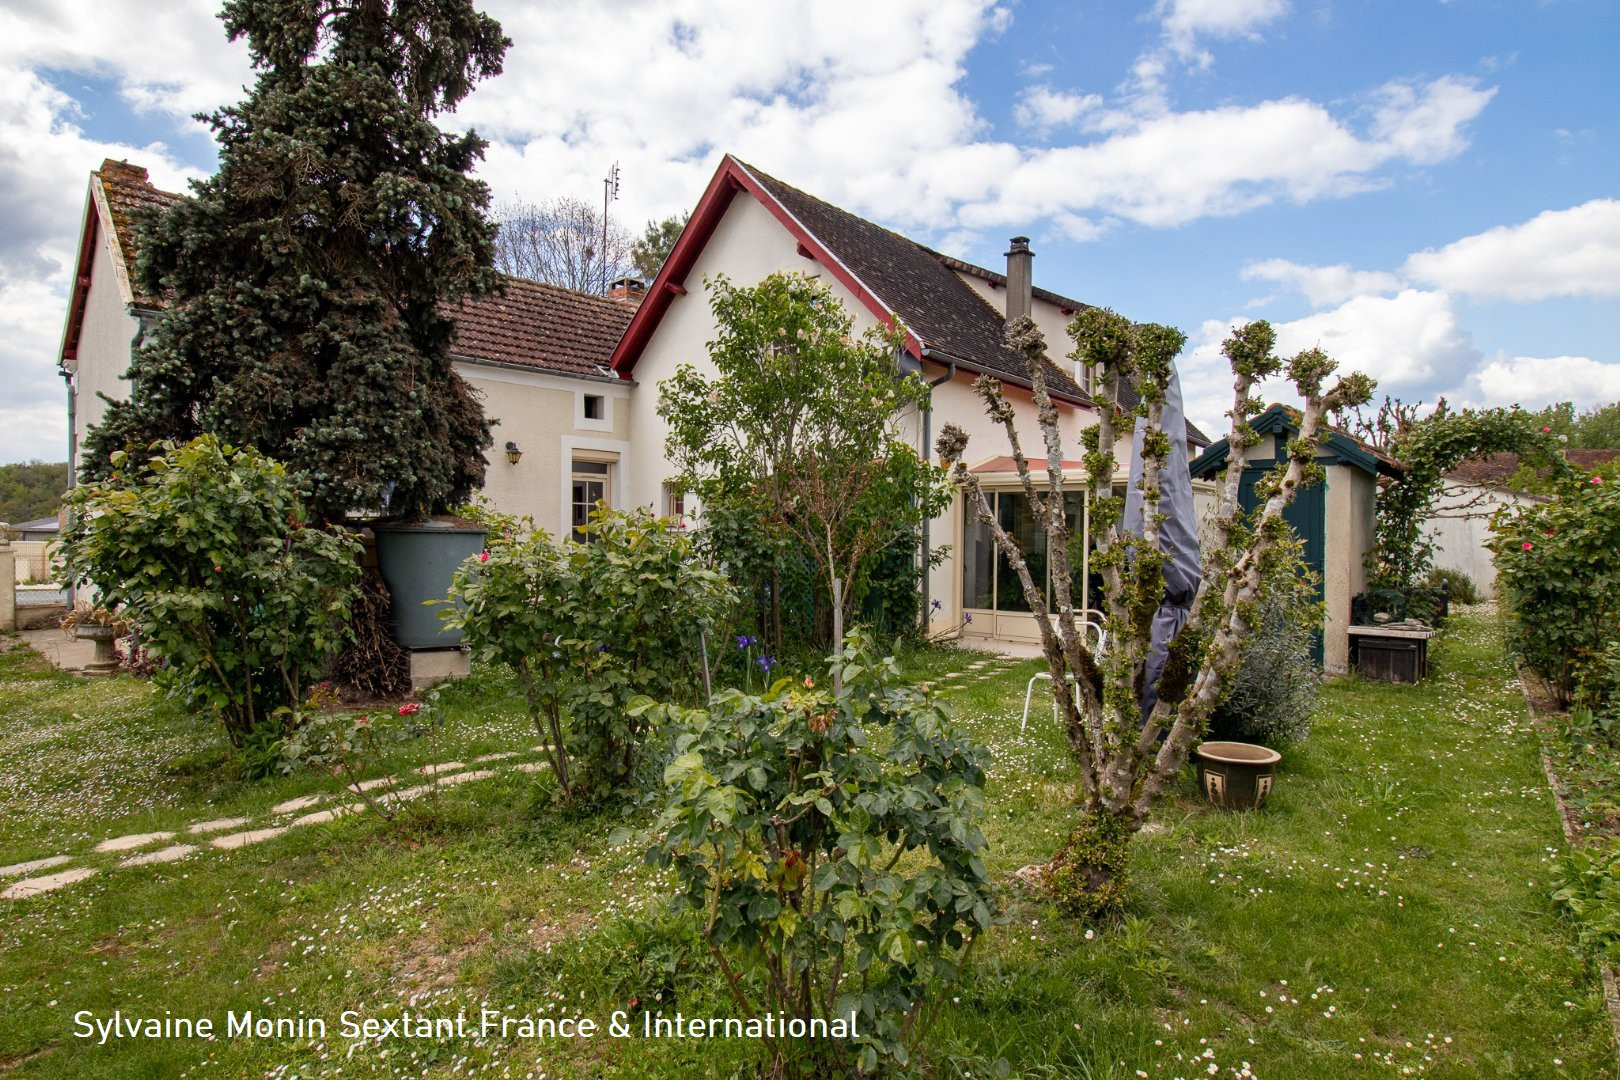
[0,610,1612,1077]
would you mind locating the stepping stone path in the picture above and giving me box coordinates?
[94,831,175,853]
[119,844,196,868]
[2,867,96,900]
[0,854,72,877]
[436,769,494,787]
[0,745,557,900]
[189,817,251,835]
[210,826,289,851]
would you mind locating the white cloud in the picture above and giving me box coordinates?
[1160,0,1291,59]
[1404,199,1620,301]
[1014,87,1103,132]
[1464,354,1620,411]
[1181,290,1481,437]
[1243,258,1403,307]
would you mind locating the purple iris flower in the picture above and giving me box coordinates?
[758,655,776,672]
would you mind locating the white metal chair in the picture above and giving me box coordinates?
[1020,619,1107,731]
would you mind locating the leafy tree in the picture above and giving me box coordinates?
[58,436,361,749]
[492,196,633,292]
[937,315,1373,917]
[0,460,68,525]
[443,504,732,801]
[83,0,510,522]
[630,212,687,282]
[1521,400,1620,449]
[659,273,952,677]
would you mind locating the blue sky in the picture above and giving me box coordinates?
[0,0,1615,463]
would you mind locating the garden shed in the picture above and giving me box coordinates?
[1190,403,1405,674]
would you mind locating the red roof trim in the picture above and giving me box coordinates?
[59,191,101,368]
[609,156,923,377]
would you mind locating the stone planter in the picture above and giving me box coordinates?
[1192,740,1281,811]
[74,623,121,673]
[372,518,486,649]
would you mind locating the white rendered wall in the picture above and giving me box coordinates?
[459,362,632,537]
[1423,481,1523,599]
[620,191,1106,636]
[70,231,140,466]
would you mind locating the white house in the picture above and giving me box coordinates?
[58,155,1210,649]
[607,156,1208,643]
[58,160,641,540]
[1425,449,1618,598]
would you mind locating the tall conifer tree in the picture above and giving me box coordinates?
[85,0,510,521]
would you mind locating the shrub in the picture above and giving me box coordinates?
[58,436,361,748]
[1424,567,1479,605]
[1489,470,1620,705]
[1574,640,1620,726]
[443,504,732,802]
[639,631,995,1077]
[1209,534,1322,747]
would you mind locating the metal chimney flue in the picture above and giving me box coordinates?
[1005,236,1033,324]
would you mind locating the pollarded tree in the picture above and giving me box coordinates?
[936,314,1373,917]
[659,273,952,671]
[83,0,510,522]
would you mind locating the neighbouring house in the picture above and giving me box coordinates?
[57,160,637,538]
[4,517,60,584]
[59,155,1212,650]
[1190,403,1405,674]
[611,155,1208,645]
[1427,449,1620,598]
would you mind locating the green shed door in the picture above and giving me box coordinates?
[1240,466,1327,666]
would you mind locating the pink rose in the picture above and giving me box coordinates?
[1592,475,1605,485]
[1522,541,1533,551]
[479,551,490,562]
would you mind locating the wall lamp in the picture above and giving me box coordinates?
[504,441,523,465]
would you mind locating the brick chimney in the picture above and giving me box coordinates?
[1005,236,1033,323]
[607,276,646,306]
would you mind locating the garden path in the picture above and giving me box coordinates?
[0,748,553,900]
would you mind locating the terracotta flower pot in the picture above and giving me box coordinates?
[1192,741,1281,811]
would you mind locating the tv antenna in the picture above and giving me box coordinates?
[601,162,620,293]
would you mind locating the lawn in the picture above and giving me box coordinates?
[0,608,1612,1078]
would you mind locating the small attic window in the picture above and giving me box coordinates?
[583,394,604,420]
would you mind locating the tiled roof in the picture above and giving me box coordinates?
[735,162,1212,445]
[735,161,1090,404]
[87,161,628,379]
[446,277,633,377]
[1447,449,1620,490]
[926,247,1210,445]
[94,160,181,308]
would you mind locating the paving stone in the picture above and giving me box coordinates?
[0,854,72,878]
[119,844,196,868]
[379,784,435,803]
[434,769,494,786]
[290,803,366,827]
[418,761,467,776]
[93,831,175,854]
[1,867,96,899]
[188,817,252,835]
[271,794,325,815]
[347,776,397,793]
[472,751,519,764]
[210,827,289,850]
[512,762,552,774]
